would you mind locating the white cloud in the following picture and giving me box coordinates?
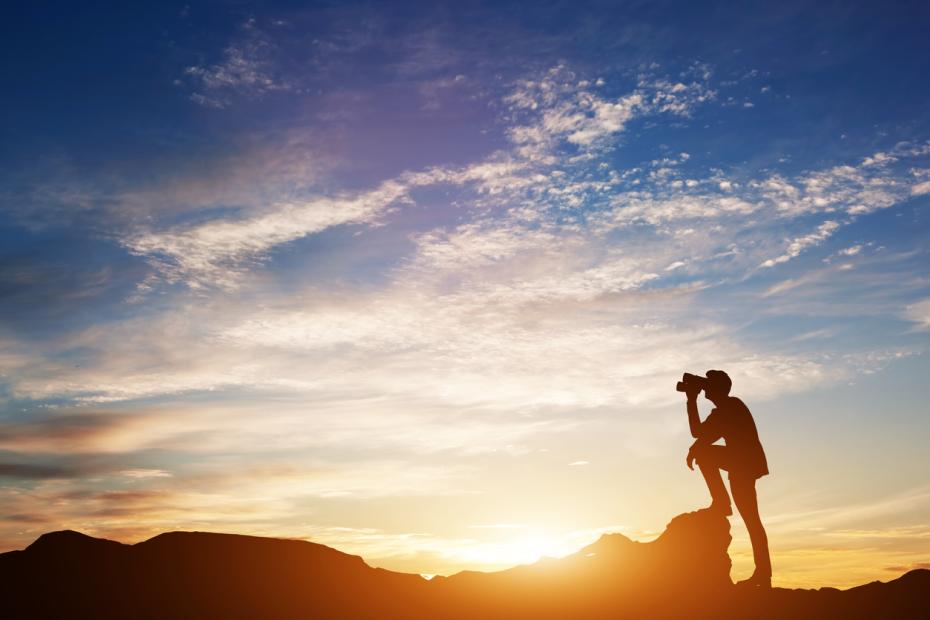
[912,180,930,195]
[904,299,930,330]
[184,20,292,107]
[132,54,927,298]
[760,220,841,268]
[127,65,719,291]
[11,64,928,444]
[505,68,714,156]
[600,192,759,226]
[407,222,562,273]
[0,240,836,416]
[121,469,173,479]
[125,180,410,289]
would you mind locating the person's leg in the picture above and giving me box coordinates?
[694,445,733,515]
[730,476,771,586]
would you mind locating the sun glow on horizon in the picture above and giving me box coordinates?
[453,532,587,569]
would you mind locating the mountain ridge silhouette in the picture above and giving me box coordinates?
[2,510,926,619]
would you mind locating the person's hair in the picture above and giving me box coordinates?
[705,369,732,395]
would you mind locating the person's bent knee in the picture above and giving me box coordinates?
[693,444,721,467]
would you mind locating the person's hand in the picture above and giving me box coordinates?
[686,446,696,470]
[685,385,701,401]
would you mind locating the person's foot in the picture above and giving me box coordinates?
[707,500,733,516]
[735,572,772,589]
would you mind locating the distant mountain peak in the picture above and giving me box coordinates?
[25,529,125,554]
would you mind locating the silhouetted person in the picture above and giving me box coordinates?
[682,369,771,588]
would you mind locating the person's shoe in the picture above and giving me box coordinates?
[735,572,772,589]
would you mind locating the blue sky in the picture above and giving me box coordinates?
[1,0,930,587]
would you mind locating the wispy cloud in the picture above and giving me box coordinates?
[127,65,718,290]
[5,64,924,420]
[903,298,930,330]
[760,220,841,268]
[912,180,930,195]
[125,179,410,289]
[183,19,293,108]
[131,58,930,297]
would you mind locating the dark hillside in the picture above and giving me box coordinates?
[1,510,926,619]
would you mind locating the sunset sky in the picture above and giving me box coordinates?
[2,1,930,588]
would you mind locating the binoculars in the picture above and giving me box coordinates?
[676,372,707,393]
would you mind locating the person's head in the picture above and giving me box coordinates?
[704,369,732,404]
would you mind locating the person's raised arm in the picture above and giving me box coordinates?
[687,392,702,438]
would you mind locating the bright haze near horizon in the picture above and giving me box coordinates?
[2,0,929,589]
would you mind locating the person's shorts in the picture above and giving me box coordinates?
[696,444,762,481]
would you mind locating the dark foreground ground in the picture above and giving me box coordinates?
[1,510,926,619]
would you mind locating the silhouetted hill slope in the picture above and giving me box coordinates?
[0,529,427,619]
[1,510,926,619]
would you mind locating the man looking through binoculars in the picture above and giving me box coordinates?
[680,370,772,588]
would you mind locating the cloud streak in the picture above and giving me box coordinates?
[125,66,718,290]
[183,18,293,108]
